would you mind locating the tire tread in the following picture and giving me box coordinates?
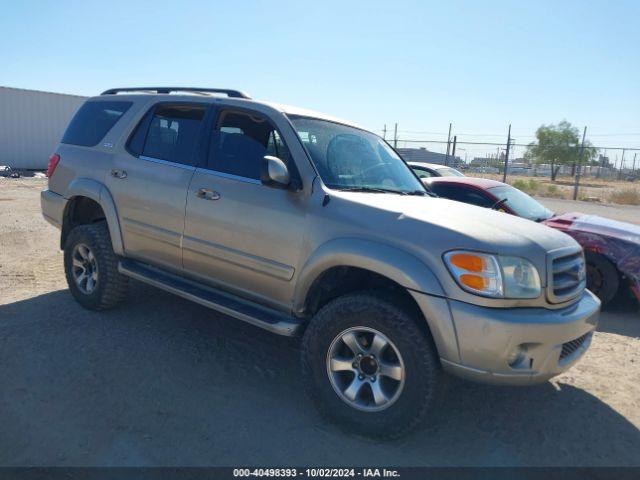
[64,222,128,310]
[301,290,441,439]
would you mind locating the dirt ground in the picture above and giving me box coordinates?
[1,178,639,466]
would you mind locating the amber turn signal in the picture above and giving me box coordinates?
[448,253,485,272]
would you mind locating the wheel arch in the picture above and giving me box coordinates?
[294,238,445,317]
[61,178,124,255]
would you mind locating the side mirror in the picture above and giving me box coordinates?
[261,155,290,189]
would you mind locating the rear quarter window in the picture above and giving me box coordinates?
[61,101,132,147]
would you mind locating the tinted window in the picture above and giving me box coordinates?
[412,167,434,178]
[127,108,154,156]
[208,110,290,180]
[61,101,131,146]
[142,104,205,164]
[435,167,465,177]
[430,183,493,207]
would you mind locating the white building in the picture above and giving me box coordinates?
[0,87,87,169]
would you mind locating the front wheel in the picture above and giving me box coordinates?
[585,252,619,308]
[301,291,442,439]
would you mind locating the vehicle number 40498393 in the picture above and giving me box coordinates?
[232,468,400,478]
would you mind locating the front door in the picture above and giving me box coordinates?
[107,102,207,272]
[182,108,306,311]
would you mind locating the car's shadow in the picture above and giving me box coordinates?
[597,290,639,337]
[0,283,638,466]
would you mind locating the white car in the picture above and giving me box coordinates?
[0,166,19,178]
[407,161,465,179]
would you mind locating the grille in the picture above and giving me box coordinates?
[549,250,586,303]
[560,332,591,360]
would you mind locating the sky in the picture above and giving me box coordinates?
[2,0,639,160]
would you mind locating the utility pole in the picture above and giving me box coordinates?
[633,153,637,173]
[393,123,398,149]
[502,124,512,183]
[382,124,387,141]
[573,126,587,201]
[618,149,625,180]
[444,123,452,166]
[451,136,457,166]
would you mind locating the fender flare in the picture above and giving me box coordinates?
[293,237,445,313]
[62,178,124,255]
[292,238,460,361]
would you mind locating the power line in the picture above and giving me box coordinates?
[395,138,640,151]
[386,130,640,139]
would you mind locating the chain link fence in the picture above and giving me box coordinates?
[382,131,640,202]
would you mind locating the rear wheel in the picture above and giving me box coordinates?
[585,252,619,308]
[63,222,128,310]
[301,291,442,439]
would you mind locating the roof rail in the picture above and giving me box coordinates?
[100,87,251,99]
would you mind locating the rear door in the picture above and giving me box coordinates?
[107,102,208,272]
[182,107,306,310]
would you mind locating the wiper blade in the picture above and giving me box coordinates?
[491,198,509,210]
[337,187,409,195]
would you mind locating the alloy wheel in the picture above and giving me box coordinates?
[326,326,405,412]
[71,243,99,294]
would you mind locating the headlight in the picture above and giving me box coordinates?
[443,250,541,299]
[500,255,541,298]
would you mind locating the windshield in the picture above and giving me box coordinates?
[289,116,425,194]
[488,185,553,221]
[436,167,465,177]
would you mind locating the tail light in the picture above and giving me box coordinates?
[47,154,60,177]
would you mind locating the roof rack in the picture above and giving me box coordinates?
[100,87,251,99]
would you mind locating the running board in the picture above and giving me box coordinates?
[118,259,303,336]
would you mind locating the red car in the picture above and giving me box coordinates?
[424,176,640,307]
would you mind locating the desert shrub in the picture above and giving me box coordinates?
[511,179,527,189]
[512,179,539,194]
[608,188,640,205]
[546,184,568,198]
[511,178,541,195]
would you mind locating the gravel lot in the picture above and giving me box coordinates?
[1,178,639,467]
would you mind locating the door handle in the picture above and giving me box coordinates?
[195,188,221,201]
[111,169,127,179]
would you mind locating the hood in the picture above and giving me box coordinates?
[330,191,580,266]
[545,212,640,245]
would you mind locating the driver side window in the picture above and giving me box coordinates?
[207,110,290,180]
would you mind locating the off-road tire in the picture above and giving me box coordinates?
[301,291,442,439]
[63,222,128,310]
[585,251,619,308]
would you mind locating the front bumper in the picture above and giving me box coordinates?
[442,290,600,385]
[41,189,66,229]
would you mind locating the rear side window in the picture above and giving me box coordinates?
[61,101,132,146]
[142,104,206,164]
[208,110,290,180]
